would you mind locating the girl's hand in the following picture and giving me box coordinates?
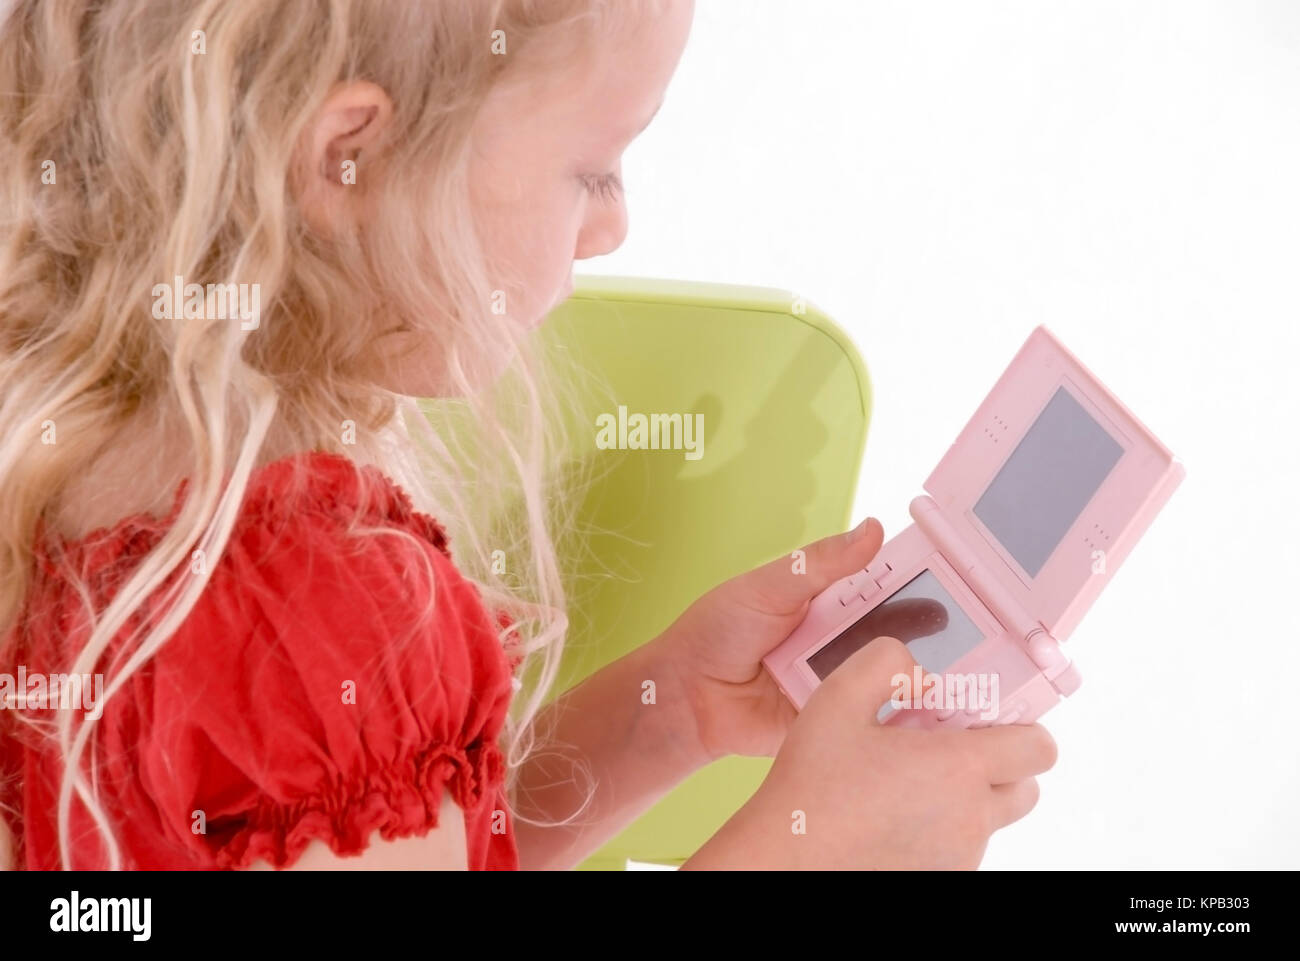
[660,517,888,761]
[682,638,1057,870]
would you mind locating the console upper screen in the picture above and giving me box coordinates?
[973,386,1123,577]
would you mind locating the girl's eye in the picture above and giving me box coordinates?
[579,172,624,203]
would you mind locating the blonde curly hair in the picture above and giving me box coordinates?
[0,0,642,869]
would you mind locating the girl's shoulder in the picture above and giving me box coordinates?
[33,449,453,580]
[14,450,519,869]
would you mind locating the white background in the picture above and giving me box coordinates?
[583,0,1300,869]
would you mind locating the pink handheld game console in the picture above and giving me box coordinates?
[762,326,1184,728]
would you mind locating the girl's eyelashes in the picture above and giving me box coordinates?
[578,172,624,203]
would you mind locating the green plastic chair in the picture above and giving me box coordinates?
[535,276,873,869]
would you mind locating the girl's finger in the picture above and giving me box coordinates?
[739,517,885,613]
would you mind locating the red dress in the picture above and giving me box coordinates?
[0,451,520,870]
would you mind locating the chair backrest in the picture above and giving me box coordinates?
[537,276,872,869]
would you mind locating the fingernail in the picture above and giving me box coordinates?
[853,517,875,539]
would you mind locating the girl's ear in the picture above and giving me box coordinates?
[292,81,395,233]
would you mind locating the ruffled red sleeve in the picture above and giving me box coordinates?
[8,452,519,870]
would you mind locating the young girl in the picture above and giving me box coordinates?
[0,0,1055,871]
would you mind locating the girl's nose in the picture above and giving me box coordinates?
[575,200,629,260]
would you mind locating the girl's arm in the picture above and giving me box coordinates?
[251,640,699,872]
[254,636,705,871]
[508,521,891,869]
[251,792,470,870]
[511,634,709,870]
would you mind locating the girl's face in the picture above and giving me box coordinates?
[467,0,695,331]
[299,2,694,396]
